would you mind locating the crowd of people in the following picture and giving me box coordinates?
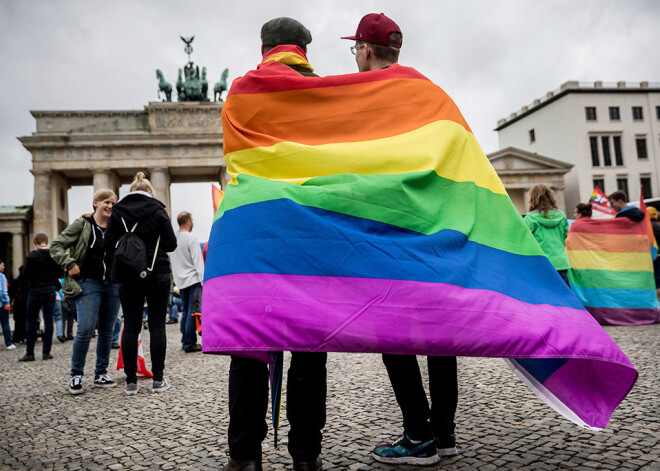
[1,172,206,397]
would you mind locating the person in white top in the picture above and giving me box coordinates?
[168,211,204,352]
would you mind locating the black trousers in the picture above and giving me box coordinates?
[12,298,27,343]
[228,352,327,462]
[119,272,170,383]
[61,298,76,338]
[382,354,457,441]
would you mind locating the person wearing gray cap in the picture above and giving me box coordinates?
[342,13,459,467]
[223,17,326,471]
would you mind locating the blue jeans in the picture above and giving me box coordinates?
[112,308,122,344]
[70,279,120,376]
[179,283,199,350]
[1,308,12,346]
[53,299,63,338]
[169,294,181,322]
[26,288,55,356]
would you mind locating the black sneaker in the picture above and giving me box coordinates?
[69,375,84,395]
[111,342,120,349]
[18,354,35,362]
[372,434,440,465]
[43,353,54,360]
[93,374,117,388]
[434,434,458,457]
[57,335,66,343]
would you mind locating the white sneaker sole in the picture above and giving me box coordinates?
[69,388,84,395]
[372,453,440,466]
[93,382,117,388]
[125,386,138,395]
[437,447,458,457]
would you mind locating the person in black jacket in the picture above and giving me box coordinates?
[608,190,645,221]
[19,233,64,361]
[105,172,177,394]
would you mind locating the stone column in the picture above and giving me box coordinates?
[93,170,120,195]
[149,167,171,215]
[523,187,532,214]
[31,170,53,241]
[12,232,24,278]
[219,166,231,189]
[553,186,567,214]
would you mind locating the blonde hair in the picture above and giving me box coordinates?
[130,172,155,195]
[529,184,558,217]
[83,188,117,217]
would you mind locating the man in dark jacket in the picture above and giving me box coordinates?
[222,18,327,471]
[19,233,64,361]
[609,190,645,221]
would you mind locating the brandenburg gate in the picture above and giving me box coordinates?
[19,101,227,242]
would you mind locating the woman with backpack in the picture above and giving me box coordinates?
[105,172,177,395]
[50,189,120,394]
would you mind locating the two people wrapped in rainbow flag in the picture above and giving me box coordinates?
[202,14,637,471]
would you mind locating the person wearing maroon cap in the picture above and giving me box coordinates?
[342,13,459,467]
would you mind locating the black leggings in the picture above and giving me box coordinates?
[119,273,170,383]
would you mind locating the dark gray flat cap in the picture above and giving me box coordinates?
[261,17,312,49]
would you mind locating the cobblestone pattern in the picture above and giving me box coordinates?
[1,323,659,470]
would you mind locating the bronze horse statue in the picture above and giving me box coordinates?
[214,68,229,101]
[156,69,172,102]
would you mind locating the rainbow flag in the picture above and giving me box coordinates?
[567,217,660,325]
[589,186,616,216]
[202,45,637,429]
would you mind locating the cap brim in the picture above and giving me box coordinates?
[340,35,357,40]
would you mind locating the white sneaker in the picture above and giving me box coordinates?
[6,344,16,350]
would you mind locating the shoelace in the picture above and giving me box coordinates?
[72,376,82,386]
[97,374,110,382]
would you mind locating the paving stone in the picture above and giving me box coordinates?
[1,322,659,470]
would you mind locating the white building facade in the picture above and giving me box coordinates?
[496,81,660,212]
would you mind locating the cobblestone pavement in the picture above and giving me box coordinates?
[1,322,659,470]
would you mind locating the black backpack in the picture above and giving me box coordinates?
[113,218,160,280]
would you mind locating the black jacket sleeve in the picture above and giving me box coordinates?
[159,210,178,253]
[104,212,123,254]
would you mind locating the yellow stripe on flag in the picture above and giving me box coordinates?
[224,120,506,195]
[567,250,653,272]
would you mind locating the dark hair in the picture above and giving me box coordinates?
[608,190,627,202]
[34,233,49,245]
[575,203,592,218]
[261,17,312,50]
[359,40,400,63]
[177,211,192,226]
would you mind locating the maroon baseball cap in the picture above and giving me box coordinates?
[341,13,403,48]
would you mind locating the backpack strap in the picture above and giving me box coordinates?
[116,217,140,248]
[148,235,161,273]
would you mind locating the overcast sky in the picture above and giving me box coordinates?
[1,0,659,240]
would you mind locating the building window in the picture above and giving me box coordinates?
[613,136,623,166]
[632,106,643,120]
[590,136,599,166]
[585,107,597,121]
[636,138,648,159]
[529,129,535,143]
[656,106,660,120]
[617,177,628,196]
[593,178,605,192]
[602,136,612,166]
[641,177,652,200]
[609,107,620,120]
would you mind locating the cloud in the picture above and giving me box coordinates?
[1,0,659,240]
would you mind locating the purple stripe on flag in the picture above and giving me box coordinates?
[542,358,637,429]
[201,274,632,365]
[587,307,660,326]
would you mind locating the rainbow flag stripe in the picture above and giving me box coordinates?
[567,217,660,325]
[202,46,637,430]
